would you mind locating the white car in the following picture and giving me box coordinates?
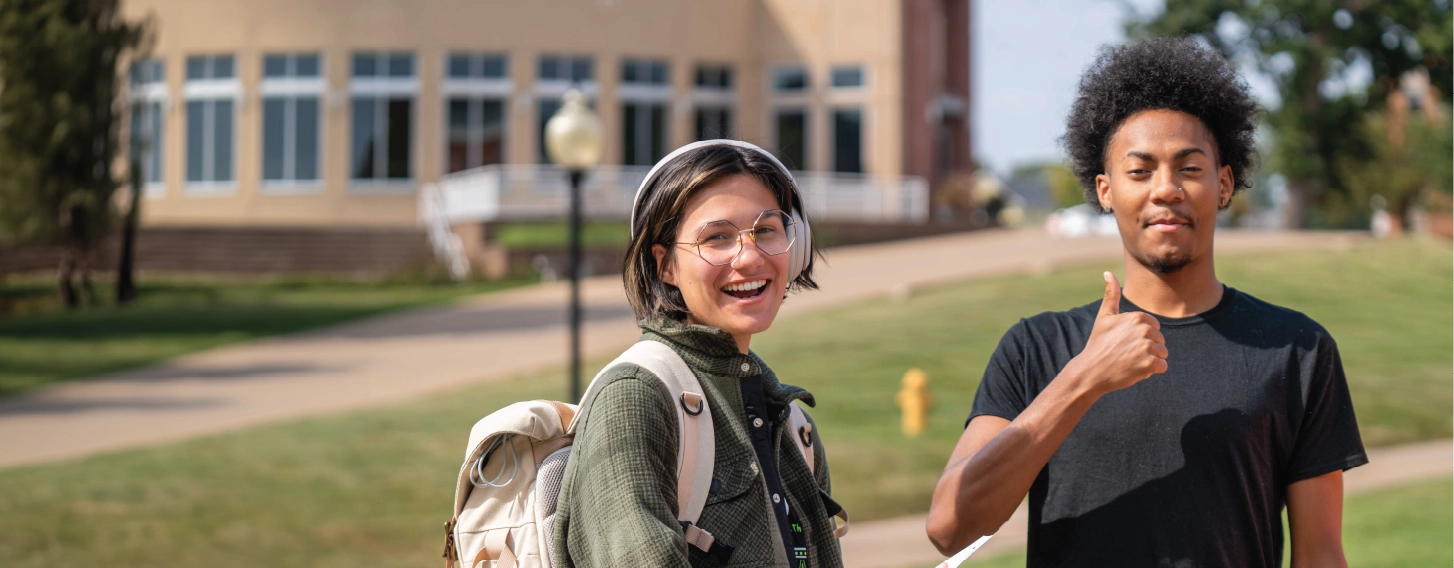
[1045,204,1119,238]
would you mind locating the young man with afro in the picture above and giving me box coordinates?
[926,38,1366,567]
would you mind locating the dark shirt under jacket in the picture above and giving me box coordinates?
[969,286,1367,568]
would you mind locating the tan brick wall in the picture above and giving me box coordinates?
[120,0,920,228]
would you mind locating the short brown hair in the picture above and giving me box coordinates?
[623,144,819,321]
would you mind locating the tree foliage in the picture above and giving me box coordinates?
[1409,113,1454,198]
[1128,0,1453,228]
[0,0,144,306]
[1044,163,1086,209]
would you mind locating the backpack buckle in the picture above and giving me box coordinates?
[680,392,705,416]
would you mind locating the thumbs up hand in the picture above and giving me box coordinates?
[1065,272,1169,395]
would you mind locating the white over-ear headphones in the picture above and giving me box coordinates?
[630,139,813,282]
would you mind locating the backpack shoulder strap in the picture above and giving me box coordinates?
[786,402,850,538]
[785,403,815,472]
[620,341,715,526]
[568,340,720,552]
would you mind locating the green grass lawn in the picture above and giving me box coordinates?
[491,221,630,249]
[0,276,523,397]
[0,238,1446,566]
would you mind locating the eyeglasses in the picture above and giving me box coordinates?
[676,209,798,266]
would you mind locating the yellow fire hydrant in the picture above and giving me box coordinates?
[895,369,932,438]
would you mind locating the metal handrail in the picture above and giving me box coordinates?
[419,164,930,280]
[428,164,929,224]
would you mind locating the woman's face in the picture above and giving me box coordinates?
[652,174,792,352]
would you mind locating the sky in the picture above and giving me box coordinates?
[971,0,1156,174]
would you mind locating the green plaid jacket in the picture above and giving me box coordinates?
[552,316,845,568]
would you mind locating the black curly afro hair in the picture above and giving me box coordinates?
[1061,37,1261,209]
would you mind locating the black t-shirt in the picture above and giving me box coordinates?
[969,286,1367,568]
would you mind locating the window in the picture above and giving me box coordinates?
[536,55,594,164]
[774,109,807,170]
[773,66,809,93]
[695,107,731,140]
[261,53,323,186]
[622,58,668,85]
[129,58,165,191]
[619,58,669,165]
[830,66,864,89]
[351,51,415,182]
[444,52,509,173]
[184,55,237,187]
[693,64,734,141]
[538,55,593,83]
[130,58,164,86]
[622,102,666,165]
[447,99,505,173]
[695,65,733,90]
[187,54,234,81]
[831,108,863,173]
[350,52,413,78]
[265,53,319,78]
[448,52,508,80]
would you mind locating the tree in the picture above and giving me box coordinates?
[1128,0,1453,228]
[1337,112,1419,229]
[1043,163,1086,210]
[116,156,142,304]
[1407,111,1454,200]
[0,0,144,308]
[1336,102,1451,231]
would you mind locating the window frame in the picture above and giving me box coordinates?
[259,52,326,193]
[182,54,240,194]
[444,97,508,174]
[694,64,733,91]
[447,52,509,81]
[829,65,866,90]
[771,64,810,94]
[349,51,418,192]
[537,54,595,86]
[692,63,736,141]
[694,105,733,141]
[128,58,168,197]
[618,57,672,166]
[621,99,668,166]
[771,107,809,171]
[829,106,866,173]
[535,55,599,166]
[442,52,513,174]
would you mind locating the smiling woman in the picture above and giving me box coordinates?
[552,140,847,567]
[623,142,818,327]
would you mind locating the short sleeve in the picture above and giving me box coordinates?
[1285,336,1369,483]
[967,320,1032,426]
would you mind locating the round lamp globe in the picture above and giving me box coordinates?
[545,90,604,171]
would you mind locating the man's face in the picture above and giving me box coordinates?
[1095,109,1234,274]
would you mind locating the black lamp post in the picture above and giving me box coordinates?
[544,90,603,402]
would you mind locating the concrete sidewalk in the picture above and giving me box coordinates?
[0,229,1348,469]
[840,438,1454,568]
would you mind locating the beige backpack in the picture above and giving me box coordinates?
[443,340,843,568]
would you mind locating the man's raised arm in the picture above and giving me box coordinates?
[926,273,1169,554]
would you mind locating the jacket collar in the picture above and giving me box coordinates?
[639,315,816,417]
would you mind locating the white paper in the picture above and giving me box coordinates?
[936,535,994,568]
